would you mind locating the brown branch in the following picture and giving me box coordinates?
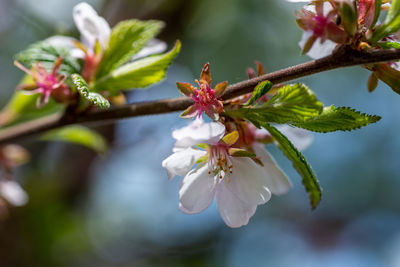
[1,46,400,144]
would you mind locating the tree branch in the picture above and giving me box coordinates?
[1,46,400,144]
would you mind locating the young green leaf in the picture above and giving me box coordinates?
[245,80,273,106]
[41,126,107,153]
[94,41,181,94]
[339,0,357,36]
[262,123,321,209]
[376,41,400,49]
[71,74,110,109]
[291,106,381,132]
[371,0,382,28]
[95,19,164,79]
[15,41,81,76]
[226,83,323,125]
[370,0,400,43]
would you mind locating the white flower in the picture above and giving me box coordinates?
[249,124,312,196]
[163,120,281,228]
[131,39,168,61]
[288,0,344,59]
[73,2,111,52]
[0,180,28,207]
[299,31,337,59]
[251,143,291,195]
[47,2,166,59]
[275,125,313,151]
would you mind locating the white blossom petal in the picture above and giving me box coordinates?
[252,143,292,195]
[224,157,271,206]
[255,126,312,151]
[131,39,167,61]
[73,2,111,50]
[46,36,86,58]
[46,35,77,48]
[299,31,337,59]
[179,164,216,214]
[276,125,313,151]
[303,1,332,14]
[216,181,257,228]
[173,119,225,149]
[162,148,206,179]
[0,181,28,206]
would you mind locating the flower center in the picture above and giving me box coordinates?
[37,74,58,93]
[192,80,215,108]
[207,144,233,180]
[313,15,328,37]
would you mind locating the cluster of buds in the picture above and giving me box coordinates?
[291,0,400,94]
[292,0,392,55]
[163,63,311,227]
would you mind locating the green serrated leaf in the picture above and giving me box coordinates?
[71,74,110,109]
[262,123,321,209]
[15,40,81,76]
[227,83,323,124]
[41,126,107,153]
[370,0,400,43]
[94,41,181,93]
[245,80,273,106]
[95,19,164,79]
[291,106,381,132]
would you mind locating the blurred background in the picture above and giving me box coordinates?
[0,0,399,266]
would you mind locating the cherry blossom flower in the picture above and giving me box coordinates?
[162,119,296,227]
[294,1,347,58]
[73,2,111,53]
[47,2,167,82]
[14,58,72,108]
[176,63,227,120]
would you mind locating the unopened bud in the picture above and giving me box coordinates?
[247,67,255,79]
[51,84,74,104]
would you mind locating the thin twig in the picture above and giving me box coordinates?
[1,46,400,144]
